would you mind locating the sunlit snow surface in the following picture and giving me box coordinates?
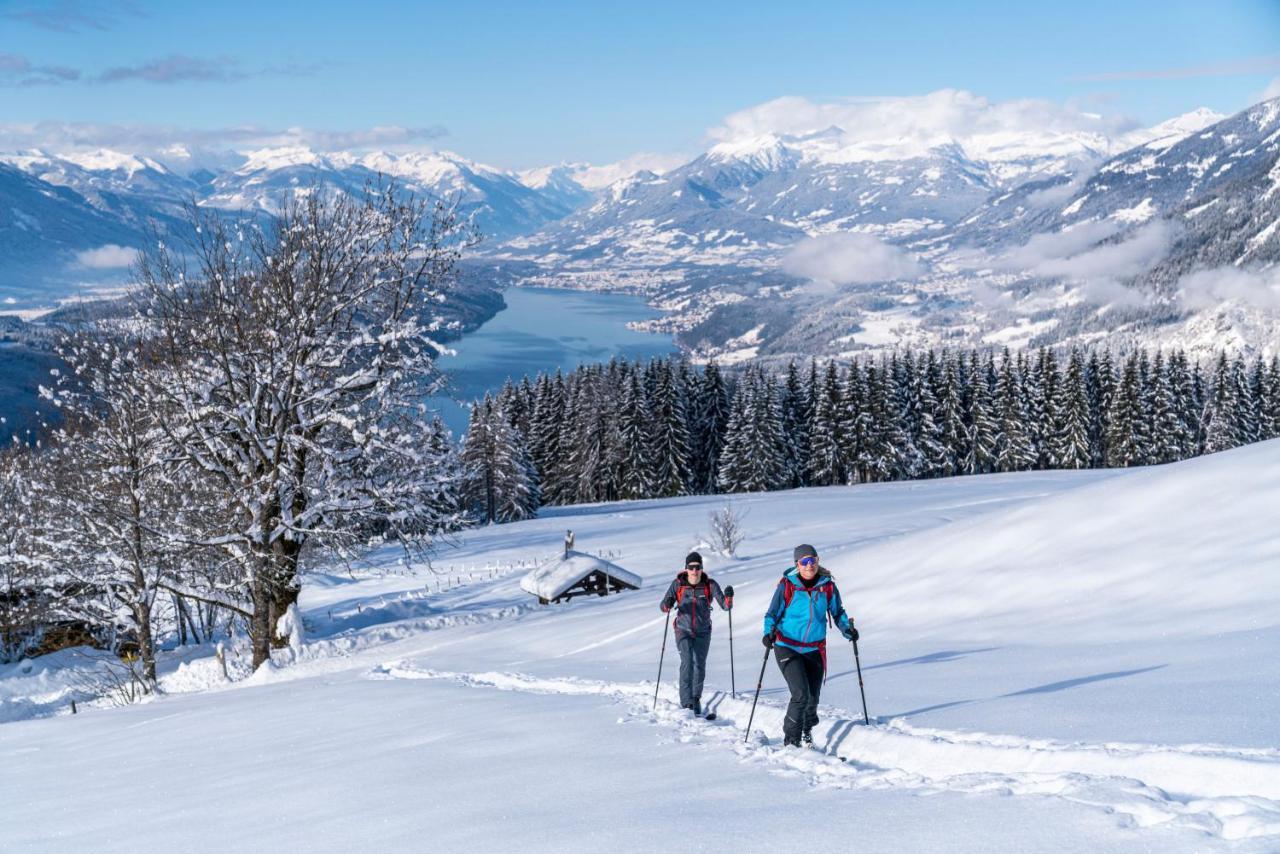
[3,441,1280,852]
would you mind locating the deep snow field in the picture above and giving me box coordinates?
[4,440,1280,853]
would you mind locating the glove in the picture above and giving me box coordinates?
[725,598,733,610]
[661,603,671,613]
[723,585,734,598]
[762,634,775,649]
[843,625,860,643]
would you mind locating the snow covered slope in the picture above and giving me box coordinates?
[3,439,1280,851]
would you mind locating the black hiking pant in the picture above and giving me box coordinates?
[775,645,824,742]
[677,635,711,708]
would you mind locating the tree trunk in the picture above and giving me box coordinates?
[173,593,188,646]
[133,599,158,686]
[250,573,272,670]
[128,549,158,686]
[267,539,302,650]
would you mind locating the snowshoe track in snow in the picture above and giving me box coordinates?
[370,662,1280,842]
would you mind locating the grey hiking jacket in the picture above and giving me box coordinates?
[660,571,730,639]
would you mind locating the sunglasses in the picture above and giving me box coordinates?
[686,564,703,571]
[799,557,817,566]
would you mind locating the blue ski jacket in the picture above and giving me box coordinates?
[762,567,854,653]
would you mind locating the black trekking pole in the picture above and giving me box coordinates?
[653,613,671,711]
[743,642,772,743]
[725,585,736,698]
[852,636,870,725]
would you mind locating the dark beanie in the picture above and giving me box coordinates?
[684,551,703,567]
[793,543,818,561]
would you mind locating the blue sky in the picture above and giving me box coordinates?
[2,0,1279,168]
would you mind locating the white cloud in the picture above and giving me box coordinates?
[75,244,138,269]
[962,220,1177,309]
[0,121,448,161]
[1024,170,1096,210]
[781,232,923,287]
[983,219,1175,283]
[1178,266,1280,312]
[995,220,1123,272]
[706,90,1141,162]
[1030,221,1175,282]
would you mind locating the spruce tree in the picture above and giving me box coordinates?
[1105,353,1149,468]
[530,372,572,505]
[717,375,753,493]
[1091,350,1117,467]
[1238,357,1264,446]
[1190,358,1208,454]
[718,368,787,493]
[936,352,968,477]
[864,362,909,482]
[781,360,813,489]
[691,361,732,494]
[1055,348,1092,470]
[807,361,844,486]
[1167,350,1199,460]
[1148,352,1184,464]
[966,352,999,475]
[844,362,875,483]
[914,364,948,477]
[1264,356,1280,441]
[995,349,1036,472]
[461,395,539,524]
[649,360,692,497]
[616,369,655,499]
[1203,353,1241,455]
[566,368,613,503]
[890,350,921,478]
[1033,348,1060,468]
[1022,349,1047,468]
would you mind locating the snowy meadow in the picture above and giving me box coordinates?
[3,439,1279,852]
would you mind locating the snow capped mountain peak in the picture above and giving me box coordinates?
[520,154,685,193]
[519,161,592,190]
[19,147,168,177]
[237,145,327,173]
[58,148,165,176]
[0,148,55,172]
[707,134,795,170]
[355,150,468,184]
[1120,107,1226,152]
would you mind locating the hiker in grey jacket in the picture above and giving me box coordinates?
[660,551,733,715]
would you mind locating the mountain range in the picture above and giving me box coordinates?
[1,98,1278,362]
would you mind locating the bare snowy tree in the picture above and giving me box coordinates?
[39,332,201,686]
[130,184,472,668]
[0,449,54,662]
[706,502,747,558]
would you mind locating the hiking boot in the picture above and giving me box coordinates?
[783,733,802,748]
[693,700,702,716]
[802,728,814,747]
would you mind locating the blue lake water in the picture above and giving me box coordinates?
[432,286,677,436]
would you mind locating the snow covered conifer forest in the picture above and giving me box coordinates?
[458,347,1280,521]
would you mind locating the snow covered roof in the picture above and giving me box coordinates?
[520,552,641,602]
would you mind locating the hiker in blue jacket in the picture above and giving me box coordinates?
[762,543,858,747]
[660,551,732,715]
